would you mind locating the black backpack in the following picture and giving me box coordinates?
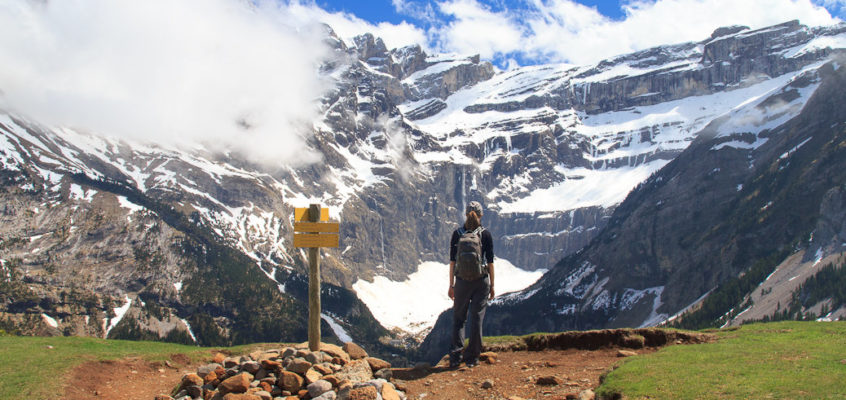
[455,227,486,280]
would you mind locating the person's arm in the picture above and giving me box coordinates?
[488,262,495,299]
[448,230,459,300]
[482,229,495,299]
[448,261,456,300]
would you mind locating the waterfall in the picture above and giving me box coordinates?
[379,218,387,269]
[460,165,466,216]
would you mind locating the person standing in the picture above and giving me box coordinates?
[448,201,495,368]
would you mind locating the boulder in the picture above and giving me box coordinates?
[277,370,304,393]
[307,379,333,398]
[579,389,596,400]
[219,373,253,395]
[305,367,323,384]
[480,352,498,364]
[365,357,390,372]
[536,376,562,386]
[617,350,638,357]
[287,358,313,375]
[241,361,261,374]
[260,359,281,371]
[348,385,378,400]
[213,353,227,364]
[221,394,261,400]
[198,363,223,378]
[343,342,369,360]
[481,379,494,389]
[179,373,203,390]
[381,383,401,400]
[335,359,373,383]
[313,391,337,400]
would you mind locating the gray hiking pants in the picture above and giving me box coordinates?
[450,274,490,364]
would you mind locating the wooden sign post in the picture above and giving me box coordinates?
[293,204,339,351]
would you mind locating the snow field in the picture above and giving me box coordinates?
[352,258,545,334]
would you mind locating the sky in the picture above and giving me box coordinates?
[0,0,843,165]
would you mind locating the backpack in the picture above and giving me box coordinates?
[455,227,486,280]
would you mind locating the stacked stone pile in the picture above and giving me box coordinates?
[156,342,405,400]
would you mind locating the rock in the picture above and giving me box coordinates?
[507,397,525,400]
[185,385,202,398]
[221,394,261,400]
[281,348,296,359]
[335,359,373,383]
[277,371,304,393]
[348,385,378,400]
[154,395,173,400]
[381,383,401,400]
[617,350,638,357]
[536,376,562,386]
[579,389,596,400]
[479,352,498,364]
[296,342,351,364]
[323,374,342,387]
[305,367,324,384]
[213,353,227,364]
[308,380,333,398]
[481,379,494,389]
[253,391,272,400]
[365,357,391,372]
[260,359,281,371]
[241,361,261,374]
[198,364,223,378]
[203,371,218,385]
[314,364,334,375]
[305,351,324,365]
[343,342,369,360]
[223,357,240,368]
[219,372,253,394]
[313,391,337,400]
[180,373,204,389]
[287,358,313,375]
[374,367,392,381]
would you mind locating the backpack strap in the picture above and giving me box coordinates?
[457,227,466,235]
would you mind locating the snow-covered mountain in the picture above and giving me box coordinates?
[2,19,845,350]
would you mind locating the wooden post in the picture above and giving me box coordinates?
[307,204,321,352]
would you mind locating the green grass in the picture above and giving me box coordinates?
[0,335,278,400]
[597,321,846,400]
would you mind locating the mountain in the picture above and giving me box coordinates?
[2,18,845,356]
[418,22,846,360]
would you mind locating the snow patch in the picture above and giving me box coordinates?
[180,318,198,343]
[321,313,353,343]
[105,295,132,338]
[41,313,58,328]
[353,258,543,334]
[116,196,144,213]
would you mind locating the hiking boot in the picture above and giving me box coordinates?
[465,359,479,368]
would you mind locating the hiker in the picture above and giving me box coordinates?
[448,200,495,368]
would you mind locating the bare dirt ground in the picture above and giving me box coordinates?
[62,354,200,400]
[60,329,713,400]
[59,348,642,400]
[394,347,649,400]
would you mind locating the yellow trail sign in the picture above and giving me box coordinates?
[294,207,329,222]
[294,233,339,248]
[294,222,339,233]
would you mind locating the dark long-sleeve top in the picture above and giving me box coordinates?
[449,227,494,264]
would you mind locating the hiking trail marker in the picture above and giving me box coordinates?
[293,204,339,351]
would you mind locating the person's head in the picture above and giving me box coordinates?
[464,201,483,230]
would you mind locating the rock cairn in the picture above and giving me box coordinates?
[156,342,405,400]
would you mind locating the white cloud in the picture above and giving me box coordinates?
[433,0,526,59]
[426,0,840,65]
[288,1,427,50]
[0,0,331,166]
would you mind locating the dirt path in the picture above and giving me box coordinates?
[62,354,199,400]
[394,347,648,400]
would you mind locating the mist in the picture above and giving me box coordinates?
[0,0,331,166]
